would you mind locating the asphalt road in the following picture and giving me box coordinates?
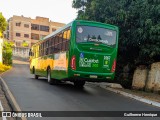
[1,59,160,120]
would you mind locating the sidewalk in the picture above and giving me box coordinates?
[94,83,160,108]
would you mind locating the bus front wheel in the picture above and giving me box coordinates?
[74,81,85,88]
[47,68,53,84]
[33,67,38,79]
[35,75,39,79]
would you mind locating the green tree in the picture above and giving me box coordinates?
[3,41,13,65]
[73,0,160,88]
[0,12,7,37]
[22,40,29,47]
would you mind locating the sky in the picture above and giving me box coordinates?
[0,0,78,24]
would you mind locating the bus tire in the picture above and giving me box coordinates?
[74,81,85,88]
[47,68,53,84]
[47,68,59,85]
[35,74,39,79]
[33,67,38,79]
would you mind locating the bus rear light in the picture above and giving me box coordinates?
[71,55,76,70]
[111,60,116,72]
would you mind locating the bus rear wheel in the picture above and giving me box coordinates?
[47,68,58,85]
[74,81,85,88]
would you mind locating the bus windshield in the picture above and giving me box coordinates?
[76,26,117,47]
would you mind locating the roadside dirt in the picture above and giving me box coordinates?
[115,88,160,103]
[0,85,14,120]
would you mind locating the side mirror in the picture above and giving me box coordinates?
[29,51,34,56]
[29,51,32,56]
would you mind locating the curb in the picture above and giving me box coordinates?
[99,84,160,108]
[0,101,7,120]
[0,69,27,120]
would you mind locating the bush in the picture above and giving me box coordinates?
[0,62,11,73]
[3,41,13,65]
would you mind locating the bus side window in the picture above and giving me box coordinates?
[67,29,71,40]
[48,40,51,55]
[62,28,70,51]
[39,45,40,57]
[33,47,36,58]
[46,40,49,55]
[42,42,44,56]
[55,35,59,45]
[62,30,67,51]
[59,33,63,43]
[62,42,66,51]
[49,39,52,47]
[44,41,46,55]
[46,48,48,55]
[54,45,58,53]
[65,29,71,51]
[65,41,69,51]
[40,43,43,56]
[57,44,61,52]
[59,33,63,51]
[51,36,55,54]
[38,45,39,57]
[52,37,55,46]
[50,46,54,54]
[29,49,34,56]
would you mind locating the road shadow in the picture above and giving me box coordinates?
[30,77,93,95]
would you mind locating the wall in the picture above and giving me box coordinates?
[132,67,148,90]
[146,62,160,92]
[12,47,30,58]
[132,62,160,93]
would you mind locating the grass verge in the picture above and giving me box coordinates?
[0,62,11,74]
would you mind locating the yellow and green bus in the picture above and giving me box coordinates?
[29,20,119,87]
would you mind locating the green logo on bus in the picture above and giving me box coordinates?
[103,56,110,68]
[79,53,99,68]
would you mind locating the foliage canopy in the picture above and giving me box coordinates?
[73,0,160,87]
[3,41,13,65]
[0,12,7,37]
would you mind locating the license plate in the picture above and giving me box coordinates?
[90,75,97,79]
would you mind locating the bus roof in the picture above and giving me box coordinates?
[32,20,118,47]
[44,20,118,40]
[43,21,73,40]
